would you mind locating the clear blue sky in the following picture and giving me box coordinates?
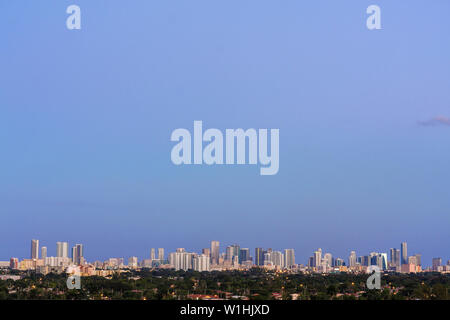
[1,1,449,266]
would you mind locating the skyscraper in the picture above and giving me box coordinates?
[284,249,295,268]
[150,248,156,260]
[73,244,84,265]
[348,251,357,268]
[239,248,250,263]
[401,242,408,265]
[56,242,69,258]
[255,248,264,266]
[41,246,47,260]
[31,239,39,259]
[158,248,165,261]
[313,248,322,267]
[210,241,219,265]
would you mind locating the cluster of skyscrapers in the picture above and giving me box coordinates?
[5,239,449,275]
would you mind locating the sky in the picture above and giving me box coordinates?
[0,1,449,266]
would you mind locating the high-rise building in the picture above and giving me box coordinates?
[150,248,156,260]
[323,253,332,269]
[415,254,421,267]
[432,258,442,271]
[128,257,138,268]
[239,248,250,263]
[284,249,295,268]
[348,251,357,268]
[10,258,19,269]
[193,254,210,272]
[169,251,195,271]
[158,248,165,261]
[31,239,39,259]
[210,241,220,265]
[255,248,264,266]
[56,242,69,258]
[390,248,401,268]
[202,248,210,257]
[401,242,408,265]
[73,244,84,265]
[41,246,47,260]
[271,251,284,268]
[313,248,322,268]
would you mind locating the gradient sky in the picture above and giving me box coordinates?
[1,1,449,266]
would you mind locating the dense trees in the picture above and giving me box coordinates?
[0,269,448,300]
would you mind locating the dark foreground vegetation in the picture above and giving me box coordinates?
[0,269,449,300]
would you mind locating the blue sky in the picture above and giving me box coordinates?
[0,1,449,266]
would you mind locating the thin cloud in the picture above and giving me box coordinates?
[418,116,450,127]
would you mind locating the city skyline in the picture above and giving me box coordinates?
[3,238,448,270]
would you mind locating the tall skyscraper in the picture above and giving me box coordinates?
[31,239,39,259]
[41,246,47,260]
[56,242,69,258]
[348,251,357,267]
[158,248,165,261]
[150,248,156,260]
[313,248,322,267]
[401,242,408,265]
[73,244,84,265]
[389,248,401,268]
[432,257,442,271]
[284,249,295,268]
[255,248,264,266]
[210,241,219,265]
[239,248,250,263]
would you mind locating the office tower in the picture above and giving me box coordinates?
[360,255,370,267]
[414,254,421,267]
[230,244,240,261]
[128,257,138,268]
[348,251,357,267]
[379,253,388,270]
[202,248,210,257]
[401,242,407,265]
[432,258,442,271]
[150,248,156,260]
[239,248,250,263]
[313,249,322,267]
[10,258,19,269]
[271,251,284,268]
[56,242,69,258]
[308,256,314,267]
[41,246,47,260]
[210,241,220,265]
[334,258,344,267]
[389,248,395,265]
[169,251,195,271]
[284,249,295,268]
[323,253,332,268]
[73,244,84,265]
[264,252,273,265]
[255,248,264,266]
[193,254,210,272]
[158,248,165,261]
[226,246,233,261]
[390,248,401,268]
[31,239,39,259]
[408,256,417,266]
